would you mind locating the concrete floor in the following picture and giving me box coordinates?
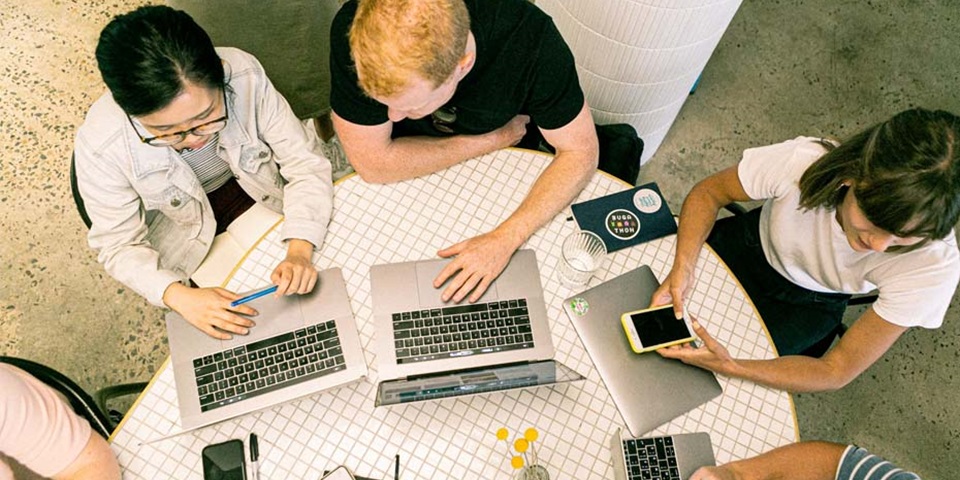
[1,0,957,478]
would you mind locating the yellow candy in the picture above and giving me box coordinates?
[496,428,509,440]
[511,456,525,469]
[514,438,529,453]
[524,428,539,442]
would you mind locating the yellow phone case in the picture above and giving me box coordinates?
[620,305,694,353]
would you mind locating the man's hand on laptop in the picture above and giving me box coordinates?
[434,228,522,303]
[163,283,257,340]
[658,319,735,374]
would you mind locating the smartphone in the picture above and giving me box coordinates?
[202,439,247,480]
[620,304,695,353]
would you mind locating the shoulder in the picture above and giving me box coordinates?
[466,0,549,21]
[837,445,920,480]
[331,0,358,50]
[333,0,358,31]
[217,47,264,77]
[467,0,556,42]
[739,136,827,189]
[743,136,828,166]
[330,2,359,62]
[0,364,41,408]
[870,232,959,328]
[75,91,127,153]
[898,232,960,274]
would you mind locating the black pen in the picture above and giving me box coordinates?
[249,433,260,480]
[395,454,399,480]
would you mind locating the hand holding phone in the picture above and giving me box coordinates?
[621,304,695,353]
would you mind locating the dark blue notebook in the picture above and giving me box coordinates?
[571,182,677,253]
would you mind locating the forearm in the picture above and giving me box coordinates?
[721,355,851,393]
[497,148,596,247]
[285,238,315,259]
[673,183,728,273]
[359,132,505,183]
[677,309,903,394]
[100,242,185,307]
[716,441,844,480]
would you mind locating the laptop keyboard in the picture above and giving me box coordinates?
[192,320,346,412]
[392,298,535,364]
[623,436,681,480]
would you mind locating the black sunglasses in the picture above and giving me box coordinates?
[431,105,457,134]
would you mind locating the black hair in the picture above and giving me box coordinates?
[95,5,224,116]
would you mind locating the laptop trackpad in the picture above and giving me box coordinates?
[415,258,500,308]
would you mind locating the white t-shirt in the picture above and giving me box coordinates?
[738,136,960,329]
[0,364,93,479]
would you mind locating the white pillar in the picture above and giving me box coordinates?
[538,0,743,164]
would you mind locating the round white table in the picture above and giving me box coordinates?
[110,148,797,479]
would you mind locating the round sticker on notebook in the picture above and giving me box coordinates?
[605,209,640,240]
[569,297,589,316]
[633,188,663,214]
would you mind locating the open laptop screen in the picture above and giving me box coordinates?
[375,360,583,406]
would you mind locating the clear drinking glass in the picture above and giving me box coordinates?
[557,230,607,287]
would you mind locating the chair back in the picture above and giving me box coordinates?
[70,153,93,229]
[0,356,112,438]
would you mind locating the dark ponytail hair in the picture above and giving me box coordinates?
[95,5,224,116]
[799,108,960,241]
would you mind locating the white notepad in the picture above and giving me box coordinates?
[190,203,282,287]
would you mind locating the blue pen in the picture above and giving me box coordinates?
[230,285,278,307]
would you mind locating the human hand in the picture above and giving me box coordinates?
[162,283,257,340]
[649,262,696,319]
[491,115,531,149]
[689,466,738,480]
[434,229,520,303]
[271,239,318,296]
[657,319,735,374]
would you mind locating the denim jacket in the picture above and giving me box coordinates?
[74,48,333,307]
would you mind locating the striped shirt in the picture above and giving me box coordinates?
[838,445,921,480]
[179,133,232,193]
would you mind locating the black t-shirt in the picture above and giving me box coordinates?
[329,0,585,138]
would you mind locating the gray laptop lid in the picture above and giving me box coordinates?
[166,268,367,431]
[374,360,585,406]
[562,265,722,437]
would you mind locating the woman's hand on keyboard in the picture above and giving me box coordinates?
[163,283,257,340]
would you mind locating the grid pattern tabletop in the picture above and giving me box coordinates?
[111,148,796,479]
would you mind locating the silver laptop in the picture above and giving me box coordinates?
[166,268,367,431]
[370,249,584,404]
[562,265,722,437]
[611,428,716,480]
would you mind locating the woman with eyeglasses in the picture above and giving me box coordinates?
[74,5,333,339]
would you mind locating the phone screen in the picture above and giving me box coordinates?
[628,308,692,348]
[202,439,246,480]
